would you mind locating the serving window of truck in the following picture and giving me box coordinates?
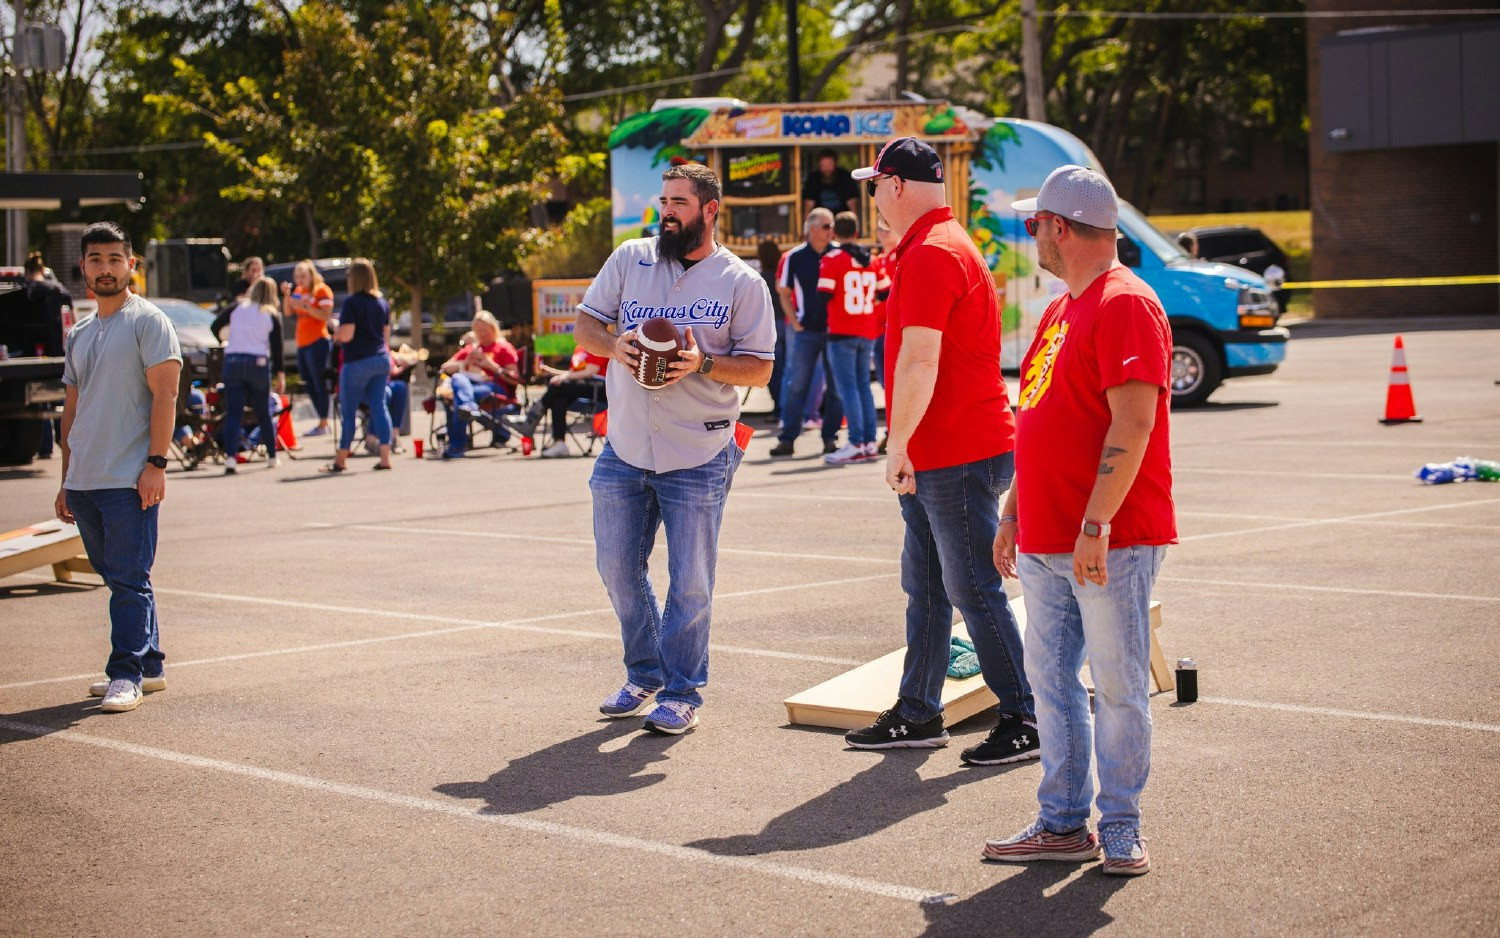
[609,101,976,258]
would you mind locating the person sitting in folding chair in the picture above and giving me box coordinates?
[437,310,520,459]
[507,345,608,458]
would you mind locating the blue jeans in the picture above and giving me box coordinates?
[66,488,164,683]
[589,440,744,708]
[770,316,787,414]
[897,452,1033,724]
[297,338,331,420]
[1018,544,1166,834]
[778,330,841,444]
[827,335,877,445]
[339,352,391,451]
[222,353,277,458]
[386,378,409,436]
[443,373,501,456]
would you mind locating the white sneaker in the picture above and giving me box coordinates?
[823,442,866,466]
[861,442,880,459]
[99,679,143,713]
[91,674,166,697]
[540,441,571,458]
[269,455,281,468]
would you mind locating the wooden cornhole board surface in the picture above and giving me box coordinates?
[0,520,95,583]
[784,599,1170,730]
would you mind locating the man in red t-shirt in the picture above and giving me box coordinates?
[840,137,1036,766]
[984,164,1175,878]
[818,212,880,465]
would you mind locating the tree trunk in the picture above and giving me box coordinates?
[302,203,321,259]
[894,0,913,98]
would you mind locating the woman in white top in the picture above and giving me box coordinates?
[211,276,286,474]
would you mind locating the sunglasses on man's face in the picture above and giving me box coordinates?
[865,175,894,198]
[1023,213,1065,238]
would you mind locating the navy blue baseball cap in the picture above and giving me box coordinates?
[851,137,944,184]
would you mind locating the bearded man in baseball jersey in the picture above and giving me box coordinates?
[573,162,776,736]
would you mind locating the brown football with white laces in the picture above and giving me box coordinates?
[633,316,683,389]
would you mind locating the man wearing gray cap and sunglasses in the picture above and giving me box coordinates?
[983,164,1176,876]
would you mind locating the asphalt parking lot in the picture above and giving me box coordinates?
[2,317,1498,937]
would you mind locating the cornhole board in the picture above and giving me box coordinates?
[784,599,1170,730]
[0,520,95,583]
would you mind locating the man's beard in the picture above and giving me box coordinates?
[658,214,706,261]
[87,275,129,298]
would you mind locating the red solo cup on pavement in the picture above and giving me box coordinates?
[413,438,424,459]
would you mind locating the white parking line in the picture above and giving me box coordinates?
[1177,496,1500,543]
[0,718,950,905]
[1158,575,1499,604]
[307,522,903,567]
[1173,467,1410,481]
[1202,697,1500,734]
[0,574,884,691]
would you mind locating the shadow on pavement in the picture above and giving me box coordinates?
[0,698,100,746]
[920,862,1127,938]
[0,580,97,600]
[1172,400,1280,413]
[1287,314,1499,340]
[686,750,1018,855]
[433,719,685,814]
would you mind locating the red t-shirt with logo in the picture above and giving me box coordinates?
[1014,266,1177,553]
[885,206,1015,471]
[818,248,881,339]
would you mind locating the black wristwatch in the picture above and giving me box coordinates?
[697,352,715,376]
[146,455,169,470]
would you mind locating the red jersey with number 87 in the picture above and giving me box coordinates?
[818,248,882,340]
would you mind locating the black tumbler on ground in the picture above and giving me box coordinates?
[1175,658,1198,703]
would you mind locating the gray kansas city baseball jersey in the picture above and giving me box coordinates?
[579,237,775,473]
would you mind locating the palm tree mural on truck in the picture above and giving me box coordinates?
[968,122,1029,333]
[609,107,711,242]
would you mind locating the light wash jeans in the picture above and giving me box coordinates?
[589,440,744,708]
[66,488,164,683]
[338,352,391,451]
[826,335,877,445]
[897,452,1033,723]
[1018,544,1167,834]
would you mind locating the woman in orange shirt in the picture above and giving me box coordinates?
[281,260,336,436]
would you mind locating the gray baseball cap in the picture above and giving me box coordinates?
[1011,164,1119,229]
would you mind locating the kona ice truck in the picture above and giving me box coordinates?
[606,98,1288,406]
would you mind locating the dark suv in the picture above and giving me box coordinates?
[1177,225,1290,311]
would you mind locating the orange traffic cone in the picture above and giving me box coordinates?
[276,394,301,450]
[1379,335,1422,424]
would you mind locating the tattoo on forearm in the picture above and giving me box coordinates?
[1098,445,1126,476]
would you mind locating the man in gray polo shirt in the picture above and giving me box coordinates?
[574,161,775,735]
[53,221,182,714]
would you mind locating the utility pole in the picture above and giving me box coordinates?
[7,0,28,265]
[786,0,800,102]
[1021,0,1045,121]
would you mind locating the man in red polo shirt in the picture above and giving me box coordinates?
[983,164,1175,877]
[841,137,1036,765]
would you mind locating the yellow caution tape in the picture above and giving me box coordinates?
[1282,274,1500,289]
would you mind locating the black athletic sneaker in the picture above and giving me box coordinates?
[768,441,795,457]
[845,706,950,749]
[960,714,1041,766]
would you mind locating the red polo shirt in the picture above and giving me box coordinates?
[885,206,1015,471]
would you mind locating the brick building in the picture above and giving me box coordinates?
[1308,1,1500,318]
